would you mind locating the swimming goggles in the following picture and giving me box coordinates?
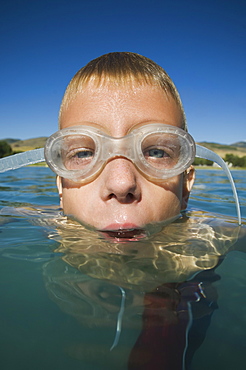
[0,123,241,225]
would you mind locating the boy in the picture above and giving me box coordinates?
[0,51,241,233]
[54,52,195,237]
[0,52,244,369]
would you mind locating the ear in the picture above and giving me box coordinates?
[181,166,195,210]
[56,176,63,208]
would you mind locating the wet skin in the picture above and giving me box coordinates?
[57,81,194,232]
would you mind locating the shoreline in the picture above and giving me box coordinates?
[194,165,245,171]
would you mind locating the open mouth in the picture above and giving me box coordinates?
[99,227,147,242]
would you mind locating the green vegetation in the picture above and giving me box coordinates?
[0,140,13,158]
[193,142,246,169]
[224,154,246,168]
[193,158,214,166]
[193,153,246,168]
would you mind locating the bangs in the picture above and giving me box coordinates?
[59,52,187,130]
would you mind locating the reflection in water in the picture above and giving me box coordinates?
[43,259,142,368]
[1,168,245,369]
[43,256,221,369]
[37,210,240,369]
[48,211,239,289]
[0,206,242,369]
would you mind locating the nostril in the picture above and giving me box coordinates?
[125,193,137,204]
[127,193,134,201]
[108,192,136,203]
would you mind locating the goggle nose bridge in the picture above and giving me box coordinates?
[100,134,138,162]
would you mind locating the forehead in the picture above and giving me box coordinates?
[60,81,183,135]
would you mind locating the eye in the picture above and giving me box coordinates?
[64,148,95,170]
[67,148,94,160]
[141,133,180,169]
[147,148,169,158]
[75,149,94,158]
[143,146,177,169]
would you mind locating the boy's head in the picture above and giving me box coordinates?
[56,52,195,236]
[59,52,187,130]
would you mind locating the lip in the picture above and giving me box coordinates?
[99,223,147,242]
[103,223,140,230]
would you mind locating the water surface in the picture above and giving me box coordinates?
[0,167,245,369]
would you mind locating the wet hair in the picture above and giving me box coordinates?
[59,52,187,130]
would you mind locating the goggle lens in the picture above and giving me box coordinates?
[141,133,180,170]
[61,135,96,170]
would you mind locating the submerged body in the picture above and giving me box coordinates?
[0,198,245,369]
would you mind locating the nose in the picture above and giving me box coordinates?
[100,158,141,203]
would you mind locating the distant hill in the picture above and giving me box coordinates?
[231,141,246,148]
[8,137,48,152]
[4,138,21,144]
[197,142,246,158]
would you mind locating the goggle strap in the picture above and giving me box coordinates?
[0,148,45,173]
[196,144,241,225]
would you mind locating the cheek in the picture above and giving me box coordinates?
[60,179,89,213]
[154,176,184,200]
[150,177,184,216]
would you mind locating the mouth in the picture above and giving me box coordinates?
[99,224,147,242]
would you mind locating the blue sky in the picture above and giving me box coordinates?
[1,0,245,144]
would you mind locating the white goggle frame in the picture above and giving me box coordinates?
[44,124,196,183]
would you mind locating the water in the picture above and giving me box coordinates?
[0,167,245,370]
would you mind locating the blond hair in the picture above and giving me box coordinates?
[59,52,187,130]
